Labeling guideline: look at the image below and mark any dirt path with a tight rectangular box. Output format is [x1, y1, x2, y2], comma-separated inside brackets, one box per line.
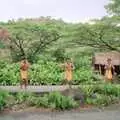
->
[1, 105, 120, 120]
[0, 110, 120, 120]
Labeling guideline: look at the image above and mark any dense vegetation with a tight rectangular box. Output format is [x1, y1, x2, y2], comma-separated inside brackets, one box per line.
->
[0, 84, 120, 111]
[0, 18, 104, 85]
[1, 16, 120, 85]
[0, 56, 101, 85]
[0, 0, 120, 111]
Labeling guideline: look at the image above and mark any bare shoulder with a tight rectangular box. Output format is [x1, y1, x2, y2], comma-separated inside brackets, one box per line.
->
[20, 61, 23, 65]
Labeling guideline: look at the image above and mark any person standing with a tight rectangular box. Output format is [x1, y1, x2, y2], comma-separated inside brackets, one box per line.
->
[105, 58, 115, 83]
[61, 58, 74, 87]
[20, 58, 29, 89]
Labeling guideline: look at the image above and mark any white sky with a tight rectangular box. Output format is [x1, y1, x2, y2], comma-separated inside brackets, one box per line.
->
[0, 0, 109, 23]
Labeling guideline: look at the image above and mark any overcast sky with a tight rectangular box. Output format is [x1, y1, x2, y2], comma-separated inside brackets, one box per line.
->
[0, 0, 109, 23]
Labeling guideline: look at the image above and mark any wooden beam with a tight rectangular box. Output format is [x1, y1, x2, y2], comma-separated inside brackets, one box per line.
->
[99, 64, 102, 75]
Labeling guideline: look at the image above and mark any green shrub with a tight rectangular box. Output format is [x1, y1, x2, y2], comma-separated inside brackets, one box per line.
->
[0, 90, 9, 110]
[0, 63, 19, 85]
[26, 95, 37, 106]
[26, 92, 78, 110]
[86, 93, 118, 107]
[0, 60, 7, 69]
[29, 60, 63, 85]
[52, 48, 68, 62]
[48, 92, 78, 110]
[15, 92, 33, 104]
[0, 58, 100, 85]
[102, 84, 120, 97]
[36, 95, 49, 108]
[81, 84, 120, 107]
[73, 68, 93, 84]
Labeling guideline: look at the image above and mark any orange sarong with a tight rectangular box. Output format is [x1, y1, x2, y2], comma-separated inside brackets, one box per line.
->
[20, 70, 28, 80]
[65, 63, 73, 81]
[20, 61, 29, 80]
[65, 70, 72, 81]
[105, 69, 113, 81]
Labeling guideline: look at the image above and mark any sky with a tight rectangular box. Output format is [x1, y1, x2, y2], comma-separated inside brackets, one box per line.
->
[0, 0, 109, 23]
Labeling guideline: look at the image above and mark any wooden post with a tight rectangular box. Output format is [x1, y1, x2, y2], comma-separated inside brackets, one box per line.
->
[99, 64, 101, 75]
[100, 64, 101, 74]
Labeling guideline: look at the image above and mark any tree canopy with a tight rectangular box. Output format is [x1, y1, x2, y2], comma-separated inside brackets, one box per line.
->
[0, 0, 120, 62]
[73, 20, 120, 52]
[105, 0, 120, 16]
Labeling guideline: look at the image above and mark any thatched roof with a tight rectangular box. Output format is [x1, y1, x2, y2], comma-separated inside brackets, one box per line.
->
[93, 51, 120, 65]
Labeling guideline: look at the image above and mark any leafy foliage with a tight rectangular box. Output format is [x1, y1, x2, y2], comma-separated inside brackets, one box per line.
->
[47, 92, 78, 110]
[0, 1, 120, 111]
[9, 29, 60, 62]
[105, 0, 120, 16]
[0, 62, 19, 85]
[0, 57, 99, 85]
[1, 84, 120, 111]
[0, 90, 9, 110]
[73, 21, 120, 52]
[52, 48, 68, 62]
[81, 84, 120, 107]
[15, 91, 78, 110]
[15, 92, 33, 104]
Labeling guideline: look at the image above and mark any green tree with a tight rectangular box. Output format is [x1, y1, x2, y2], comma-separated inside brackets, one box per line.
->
[73, 20, 120, 52]
[52, 48, 68, 62]
[9, 29, 60, 62]
[105, 0, 120, 16]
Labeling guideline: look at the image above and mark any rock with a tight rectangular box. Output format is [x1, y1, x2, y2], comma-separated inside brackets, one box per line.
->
[91, 93, 97, 99]
[61, 88, 86, 106]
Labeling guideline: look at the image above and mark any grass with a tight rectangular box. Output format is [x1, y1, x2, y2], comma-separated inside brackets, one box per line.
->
[1, 84, 120, 111]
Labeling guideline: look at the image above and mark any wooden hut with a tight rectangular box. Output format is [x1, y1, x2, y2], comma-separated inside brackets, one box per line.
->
[92, 51, 120, 75]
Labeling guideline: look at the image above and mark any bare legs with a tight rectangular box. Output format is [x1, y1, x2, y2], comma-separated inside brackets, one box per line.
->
[61, 79, 72, 89]
[20, 79, 28, 89]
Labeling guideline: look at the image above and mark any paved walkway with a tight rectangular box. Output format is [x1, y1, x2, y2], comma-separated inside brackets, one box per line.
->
[0, 85, 79, 93]
[0, 110, 120, 120]
[0, 84, 120, 93]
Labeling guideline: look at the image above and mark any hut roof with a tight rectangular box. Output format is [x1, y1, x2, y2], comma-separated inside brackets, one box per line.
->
[94, 51, 120, 65]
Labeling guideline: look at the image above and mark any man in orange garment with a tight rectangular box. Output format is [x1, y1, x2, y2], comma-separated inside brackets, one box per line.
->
[20, 58, 29, 89]
[105, 58, 115, 83]
[61, 58, 74, 87]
